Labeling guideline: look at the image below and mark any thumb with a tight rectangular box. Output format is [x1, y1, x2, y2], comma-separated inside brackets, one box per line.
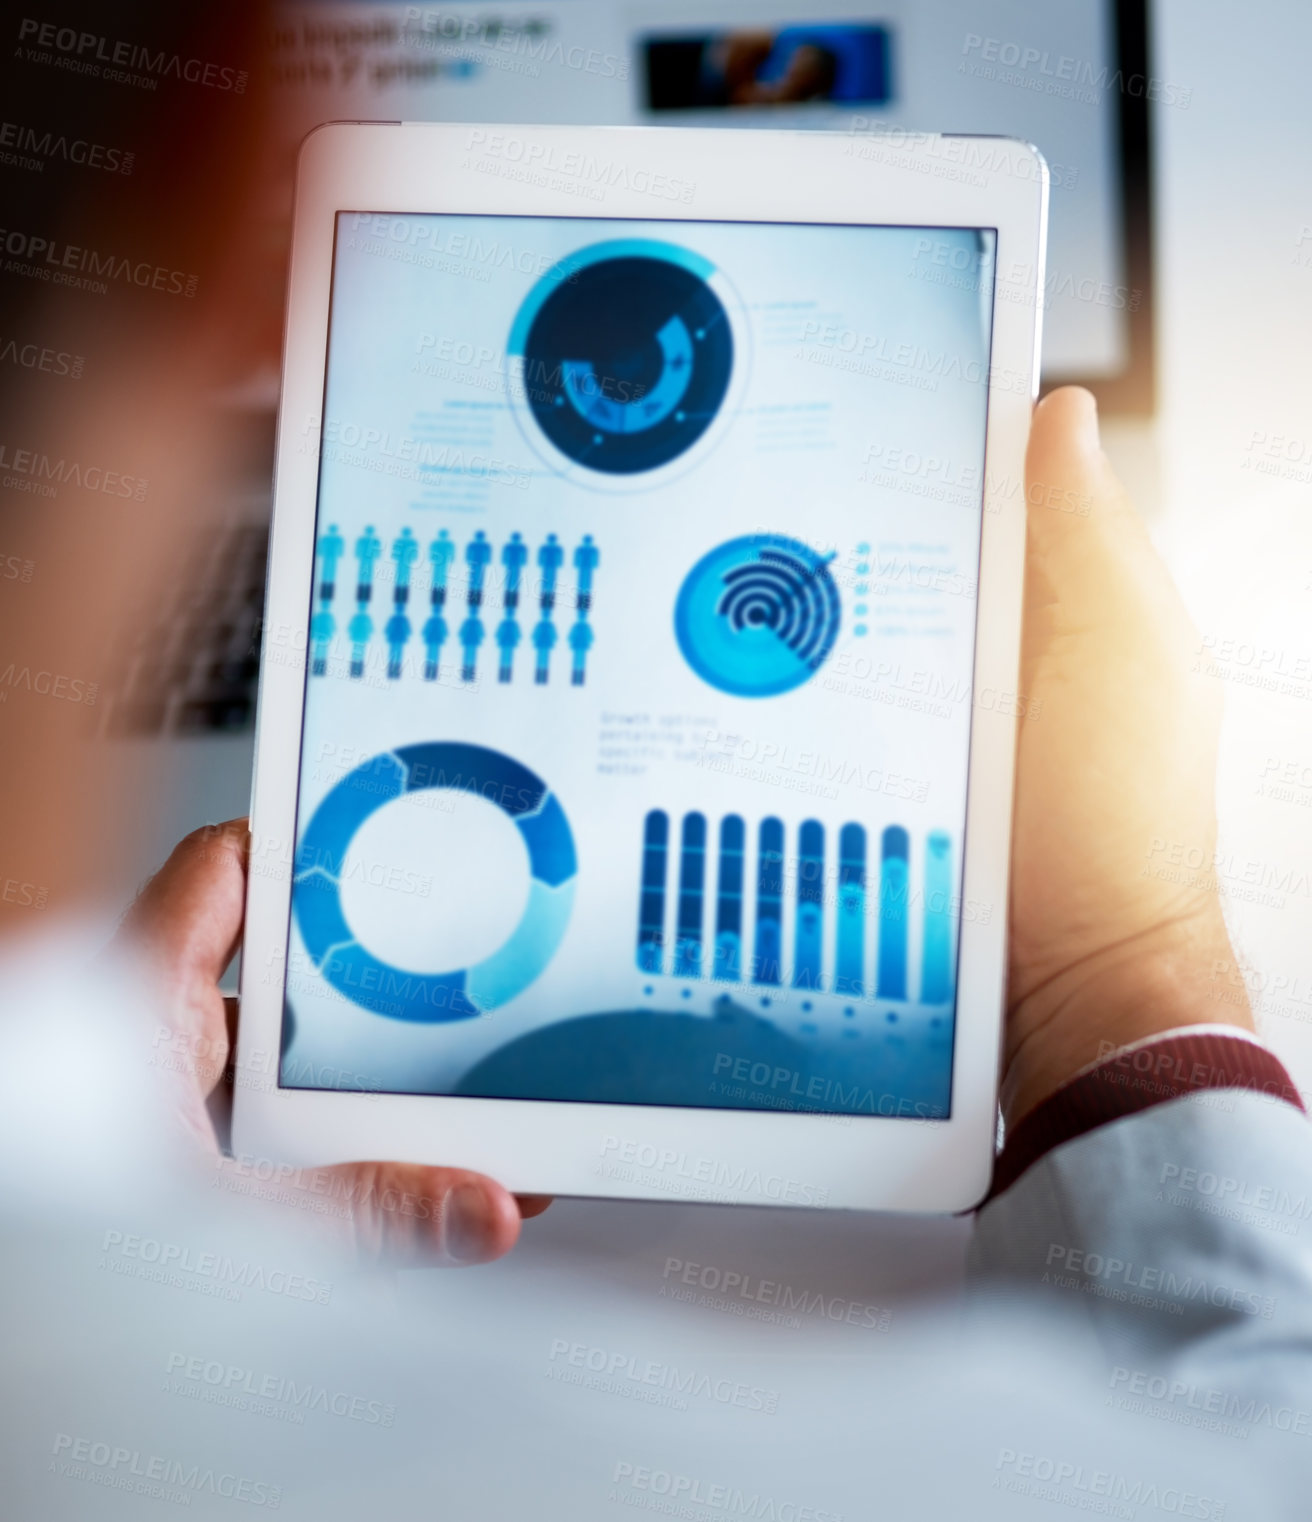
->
[207, 1154, 540, 1267]
[1022, 387, 1199, 676]
[115, 818, 249, 1073]
[315, 1160, 527, 1267]
[1023, 385, 1122, 548]
[121, 818, 249, 986]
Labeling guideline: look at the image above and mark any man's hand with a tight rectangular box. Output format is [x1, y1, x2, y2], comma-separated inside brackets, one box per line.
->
[1003, 387, 1254, 1123]
[117, 819, 549, 1266]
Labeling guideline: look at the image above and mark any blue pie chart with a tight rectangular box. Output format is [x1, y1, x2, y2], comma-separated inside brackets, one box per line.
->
[292, 743, 576, 1022]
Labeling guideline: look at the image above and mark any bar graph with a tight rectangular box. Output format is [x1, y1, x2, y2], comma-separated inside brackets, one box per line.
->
[637, 810, 669, 974]
[754, 817, 784, 987]
[920, 829, 953, 1004]
[636, 810, 955, 1006]
[876, 825, 909, 1001]
[674, 812, 706, 977]
[835, 823, 867, 996]
[713, 816, 745, 982]
[793, 821, 825, 990]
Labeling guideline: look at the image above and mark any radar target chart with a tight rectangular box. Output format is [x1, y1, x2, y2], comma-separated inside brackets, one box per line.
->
[675, 534, 841, 697]
[508, 239, 735, 478]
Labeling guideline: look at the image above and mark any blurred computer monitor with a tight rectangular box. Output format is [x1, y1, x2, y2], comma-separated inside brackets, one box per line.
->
[264, 0, 1154, 412]
[109, 0, 1155, 892]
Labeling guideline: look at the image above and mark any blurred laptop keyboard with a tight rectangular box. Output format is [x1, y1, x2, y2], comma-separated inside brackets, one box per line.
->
[104, 521, 268, 736]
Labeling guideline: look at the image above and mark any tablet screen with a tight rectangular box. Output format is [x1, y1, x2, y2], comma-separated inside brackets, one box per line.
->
[280, 212, 999, 1121]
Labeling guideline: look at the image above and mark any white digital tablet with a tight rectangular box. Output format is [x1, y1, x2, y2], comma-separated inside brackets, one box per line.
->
[234, 122, 1046, 1212]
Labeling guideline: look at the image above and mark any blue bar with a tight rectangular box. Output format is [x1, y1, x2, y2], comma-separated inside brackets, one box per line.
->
[714, 815, 745, 981]
[637, 810, 668, 973]
[753, 817, 784, 985]
[836, 823, 866, 996]
[921, 830, 953, 1004]
[793, 820, 825, 990]
[876, 825, 909, 1000]
[675, 812, 707, 977]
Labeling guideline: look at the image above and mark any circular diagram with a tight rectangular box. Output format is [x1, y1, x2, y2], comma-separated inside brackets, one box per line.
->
[674, 535, 841, 698]
[508, 240, 735, 478]
[293, 742, 576, 1022]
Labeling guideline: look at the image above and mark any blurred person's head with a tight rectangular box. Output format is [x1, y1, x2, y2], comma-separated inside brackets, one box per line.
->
[0, 3, 271, 936]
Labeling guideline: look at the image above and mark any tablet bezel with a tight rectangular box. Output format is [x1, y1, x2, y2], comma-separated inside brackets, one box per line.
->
[234, 121, 1046, 1212]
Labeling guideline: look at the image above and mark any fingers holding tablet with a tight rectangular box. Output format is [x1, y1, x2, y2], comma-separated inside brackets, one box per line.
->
[1004, 387, 1253, 1123]
[118, 816, 550, 1266]
[305, 1159, 537, 1267]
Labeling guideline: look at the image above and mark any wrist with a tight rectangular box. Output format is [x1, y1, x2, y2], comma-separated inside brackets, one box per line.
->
[1001, 910, 1254, 1126]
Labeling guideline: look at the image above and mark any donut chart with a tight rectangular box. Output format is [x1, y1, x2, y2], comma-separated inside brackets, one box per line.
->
[674, 534, 842, 697]
[293, 743, 576, 1022]
[509, 240, 734, 477]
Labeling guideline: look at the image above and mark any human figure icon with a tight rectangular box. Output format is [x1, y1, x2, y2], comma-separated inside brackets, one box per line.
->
[317, 523, 345, 603]
[429, 529, 455, 608]
[568, 616, 594, 686]
[459, 614, 485, 682]
[391, 527, 419, 607]
[532, 616, 557, 684]
[310, 607, 335, 676]
[501, 531, 528, 611]
[573, 534, 600, 611]
[385, 611, 411, 680]
[422, 612, 448, 681]
[537, 533, 564, 611]
[465, 530, 492, 608]
[496, 616, 521, 683]
[348, 609, 373, 678]
[354, 526, 382, 604]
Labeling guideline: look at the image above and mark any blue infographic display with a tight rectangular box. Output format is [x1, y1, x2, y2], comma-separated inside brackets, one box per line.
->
[674, 534, 841, 697]
[281, 210, 994, 1117]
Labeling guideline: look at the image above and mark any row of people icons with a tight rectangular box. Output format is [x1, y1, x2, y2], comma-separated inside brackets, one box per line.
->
[448, 611, 594, 684]
[311, 525, 599, 686]
[315, 525, 599, 612]
[310, 609, 596, 683]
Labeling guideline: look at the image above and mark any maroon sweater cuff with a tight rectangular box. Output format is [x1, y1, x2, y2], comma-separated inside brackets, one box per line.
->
[986, 1032, 1305, 1204]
